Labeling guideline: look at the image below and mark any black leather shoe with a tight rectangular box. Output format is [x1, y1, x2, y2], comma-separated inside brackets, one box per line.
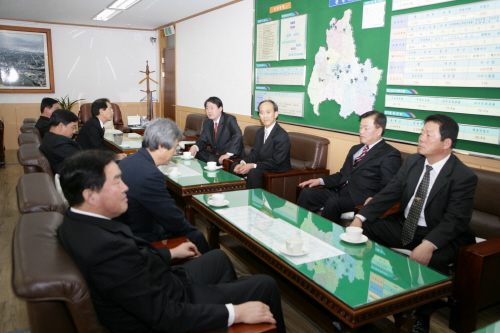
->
[413, 313, 430, 333]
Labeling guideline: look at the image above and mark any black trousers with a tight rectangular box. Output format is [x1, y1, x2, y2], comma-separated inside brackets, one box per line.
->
[182, 249, 286, 333]
[296, 187, 354, 224]
[230, 161, 266, 189]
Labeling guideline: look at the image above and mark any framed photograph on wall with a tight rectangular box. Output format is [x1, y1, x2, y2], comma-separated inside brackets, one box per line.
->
[0, 25, 55, 93]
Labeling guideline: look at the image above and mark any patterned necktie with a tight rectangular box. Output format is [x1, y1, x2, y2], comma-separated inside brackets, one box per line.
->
[264, 129, 269, 143]
[213, 122, 218, 141]
[353, 145, 369, 167]
[401, 165, 433, 246]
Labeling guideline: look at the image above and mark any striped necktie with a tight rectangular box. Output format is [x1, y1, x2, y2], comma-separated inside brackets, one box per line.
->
[353, 145, 368, 167]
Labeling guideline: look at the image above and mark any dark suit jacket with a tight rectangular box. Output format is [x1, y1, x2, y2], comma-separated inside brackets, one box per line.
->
[195, 112, 244, 157]
[242, 123, 292, 173]
[39, 132, 82, 174]
[323, 140, 401, 206]
[117, 148, 194, 241]
[58, 210, 228, 333]
[76, 116, 111, 151]
[35, 116, 50, 138]
[360, 153, 477, 249]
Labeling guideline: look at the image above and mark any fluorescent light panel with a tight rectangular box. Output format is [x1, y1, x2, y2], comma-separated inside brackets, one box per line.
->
[92, 8, 121, 21]
[108, 0, 142, 10]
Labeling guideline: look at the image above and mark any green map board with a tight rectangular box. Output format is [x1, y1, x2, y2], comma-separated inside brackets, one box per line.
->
[252, 0, 500, 157]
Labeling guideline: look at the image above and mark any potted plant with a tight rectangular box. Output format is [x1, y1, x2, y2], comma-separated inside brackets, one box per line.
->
[56, 95, 85, 111]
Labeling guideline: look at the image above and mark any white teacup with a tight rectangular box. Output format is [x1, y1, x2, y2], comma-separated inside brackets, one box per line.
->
[211, 193, 225, 206]
[183, 151, 192, 159]
[168, 166, 179, 176]
[206, 161, 217, 170]
[285, 237, 303, 254]
[345, 226, 363, 242]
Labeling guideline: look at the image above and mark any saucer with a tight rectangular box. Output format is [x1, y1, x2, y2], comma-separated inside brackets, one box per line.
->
[340, 233, 368, 244]
[208, 199, 229, 207]
[279, 245, 308, 257]
[204, 166, 220, 171]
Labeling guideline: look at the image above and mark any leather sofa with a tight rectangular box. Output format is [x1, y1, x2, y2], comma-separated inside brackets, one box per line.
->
[0, 118, 5, 168]
[23, 118, 37, 124]
[78, 103, 131, 132]
[224, 126, 330, 203]
[17, 143, 53, 178]
[18, 132, 40, 146]
[17, 173, 65, 214]
[20, 123, 42, 142]
[184, 113, 207, 139]
[12, 212, 276, 333]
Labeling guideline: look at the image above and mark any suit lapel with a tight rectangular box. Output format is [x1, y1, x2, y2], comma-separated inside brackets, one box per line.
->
[403, 156, 426, 207]
[351, 141, 384, 171]
[426, 155, 454, 204]
[261, 123, 277, 152]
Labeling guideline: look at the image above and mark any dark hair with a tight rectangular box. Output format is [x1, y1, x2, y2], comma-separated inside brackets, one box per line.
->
[59, 150, 117, 207]
[424, 114, 459, 148]
[91, 98, 111, 116]
[359, 110, 387, 135]
[258, 100, 278, 112]
[143, 118, 183, 151]
[49, 109, 79, 127]
[40, 97, 58, 113]
[204, 96, 223, 109]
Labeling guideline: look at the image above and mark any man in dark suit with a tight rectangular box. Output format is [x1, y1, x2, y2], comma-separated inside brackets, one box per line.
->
[231, 100, 292, 189]
[76, 98, 126, 159]
[39, 109, 82, 174]
[35, 97, 58, 138]
[350, 114, 477, 333]
[117, 118, 210, 253]
[297, 111, 401, 224]
[189, 96, 244, 165]
[58, 150, 285, 333]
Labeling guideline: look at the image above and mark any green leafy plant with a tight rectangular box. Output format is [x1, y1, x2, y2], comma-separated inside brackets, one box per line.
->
[56, 95, 85, 111]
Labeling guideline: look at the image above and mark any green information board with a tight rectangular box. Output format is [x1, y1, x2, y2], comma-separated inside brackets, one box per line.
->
[253, 0, 500, 157]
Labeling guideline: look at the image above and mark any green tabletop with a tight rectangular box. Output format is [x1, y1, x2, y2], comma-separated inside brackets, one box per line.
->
[193, 189, 450, 309]
[160, 156, 243, 186]
[473, 320, 500, 333]
[104, 132, 143, 150]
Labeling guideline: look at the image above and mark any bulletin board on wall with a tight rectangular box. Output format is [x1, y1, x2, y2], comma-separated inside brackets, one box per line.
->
[252, 0, 500, 157]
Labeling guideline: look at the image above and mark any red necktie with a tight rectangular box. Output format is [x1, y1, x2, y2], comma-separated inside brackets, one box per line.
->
[214, 122, 218, 141]
[353, 145, 369, 167]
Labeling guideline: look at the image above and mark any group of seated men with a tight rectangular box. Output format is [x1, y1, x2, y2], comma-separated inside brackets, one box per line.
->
[34, 94, 477, 333]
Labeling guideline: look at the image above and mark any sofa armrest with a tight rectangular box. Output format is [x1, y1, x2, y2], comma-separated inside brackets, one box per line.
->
[223, 158, 243, 172]
[353, 202, 400, 218]
[151, 237, 188, 249]
[263, 169, 330, 203]
[295, 184, 325, 201]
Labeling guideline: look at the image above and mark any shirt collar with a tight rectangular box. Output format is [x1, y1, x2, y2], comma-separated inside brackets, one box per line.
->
[425, 153, 451, 174]
[265, 121, 277, 133]
[70, 207, 111, 220]
[366, 138, 383, 150]
[98, 118, 104, 129]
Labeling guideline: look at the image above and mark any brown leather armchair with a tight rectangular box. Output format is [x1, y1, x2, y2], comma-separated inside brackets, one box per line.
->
[23, 118, 37, 124]
[20, 123, 42, 142]
[17, 173, 66, 214]
[224, 126, 330, 203]
[12, 212, 276, 333]
[78, 103, 131, 132]
[17, 143, 53, 178]
[184, 113, 207, 140]
[0, 118, 5, 168]
[18, 132, 40, 146]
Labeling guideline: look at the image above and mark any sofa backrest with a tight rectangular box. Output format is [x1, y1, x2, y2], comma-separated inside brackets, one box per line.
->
[243, 125, 260, 156]
[17, 143, 54, 178]
[288, 132, 330, 170]
[470, 167, 500, 239]
[20, 123, 42, 142]
[12, 212, 108, 333]
[18, 132, 40, 146]
[184, 113, 207, 137]
[78, 103, 124, 128]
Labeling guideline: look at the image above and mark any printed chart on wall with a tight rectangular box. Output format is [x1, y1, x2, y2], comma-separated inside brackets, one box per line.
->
[253, 0, 500, 157]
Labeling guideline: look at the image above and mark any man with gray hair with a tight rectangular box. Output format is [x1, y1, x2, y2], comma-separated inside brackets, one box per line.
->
[117, 118, 209, 253]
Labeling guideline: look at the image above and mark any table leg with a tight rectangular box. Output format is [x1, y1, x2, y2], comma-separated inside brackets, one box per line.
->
[207, 223, 221, 249]
[184, 203, 196, 226]
[393, 310, 416, 333]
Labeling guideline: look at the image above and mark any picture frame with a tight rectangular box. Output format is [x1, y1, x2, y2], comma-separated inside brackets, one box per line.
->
[0, 25, 55, 93]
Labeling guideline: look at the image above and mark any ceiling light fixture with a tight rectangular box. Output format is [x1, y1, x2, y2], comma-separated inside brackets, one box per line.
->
[92, 8, 122, 21]
[108, 0, 142, 10]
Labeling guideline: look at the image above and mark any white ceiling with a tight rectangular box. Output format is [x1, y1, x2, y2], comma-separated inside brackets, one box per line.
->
[0, 0, 237, 30]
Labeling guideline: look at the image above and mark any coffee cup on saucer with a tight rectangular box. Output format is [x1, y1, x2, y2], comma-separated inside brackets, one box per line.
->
[206, 161, 217, 170]
[285, 237, 303, 254]
[183, 151, 192, 159]
[345, 226, 363, 242]
[211, 193, 225, 206]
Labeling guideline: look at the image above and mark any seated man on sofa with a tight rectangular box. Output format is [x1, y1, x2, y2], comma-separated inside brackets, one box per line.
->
[58, 150, 286, 333]
[35, 97, 59, 139]
[75, 98, 126, 160]
[350, 114, 477, 332]
[117, 118, 209, 253]
[231, 100, 292, 189]
[39, 109, 82, 174]
[297, 111, 401, 224]
[189, 96, 245, 165]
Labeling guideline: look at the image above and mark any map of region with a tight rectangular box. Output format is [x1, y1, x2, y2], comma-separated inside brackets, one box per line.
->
[308, 9, 383, 119]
